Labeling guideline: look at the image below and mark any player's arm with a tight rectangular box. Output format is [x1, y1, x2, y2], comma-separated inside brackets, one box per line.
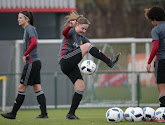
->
[62, 20, 77, 38]
[62, 26, 72, 38]
[148, 40, 159, 64]
[147, 40, 159, 72]
[24, 37, 37, 56]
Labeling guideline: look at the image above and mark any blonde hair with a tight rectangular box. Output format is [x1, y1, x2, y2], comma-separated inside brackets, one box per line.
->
[64, 11, 90, 26]
[144, 8, 150, 19]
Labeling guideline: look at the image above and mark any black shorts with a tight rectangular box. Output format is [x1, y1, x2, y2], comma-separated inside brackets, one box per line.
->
[20, 60, 41, 86]
[60, 47, 83, 84]
[154, 59, 165, 84]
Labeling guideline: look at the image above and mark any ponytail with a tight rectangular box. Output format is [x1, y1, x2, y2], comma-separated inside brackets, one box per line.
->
[28, 11, 34, 26]
[64, 11, 90, 26]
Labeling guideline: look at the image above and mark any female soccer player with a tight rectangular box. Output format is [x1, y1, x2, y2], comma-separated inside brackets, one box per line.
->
[1, 11, 48, 119]
[145, 5, 165, 107]
[59, 11, 120, 119]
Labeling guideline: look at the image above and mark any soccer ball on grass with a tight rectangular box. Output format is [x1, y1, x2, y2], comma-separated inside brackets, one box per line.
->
[155, 107, 165, 122]
[143, 107, 155, 121]
[124, 107, 134, 121]
[106, 107, 124, 122]
[131, 107, 143, 122]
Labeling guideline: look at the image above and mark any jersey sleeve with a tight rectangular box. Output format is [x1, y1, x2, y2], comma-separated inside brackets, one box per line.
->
[62, 26, 72, 38]
[151, 28, 159, 41]
[26, 26, 37, 38]
[24, 37, 37, 56]
[82, 36, 90, 43]
[147, 40, 159, 64]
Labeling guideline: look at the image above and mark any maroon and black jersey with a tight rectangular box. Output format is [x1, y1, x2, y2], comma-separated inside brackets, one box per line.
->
[59, 26, 90, 61]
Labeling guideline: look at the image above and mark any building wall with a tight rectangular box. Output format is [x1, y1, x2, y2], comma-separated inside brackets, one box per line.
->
[0, 13, 67, 40]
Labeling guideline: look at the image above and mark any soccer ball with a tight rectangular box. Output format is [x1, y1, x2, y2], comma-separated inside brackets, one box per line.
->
[143, 107, 155, 121]
[155, 107, 165, 122]
[131, 107, 143, 122]
[106, 107, 124, 122]
[124, 107, 134, 121]
[80, 60, 96, 75]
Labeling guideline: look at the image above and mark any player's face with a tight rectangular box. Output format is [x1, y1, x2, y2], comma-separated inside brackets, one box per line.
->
[151, 20, 158, 27]
[76, 24, 89, 35]
[18, 13, 28, 27]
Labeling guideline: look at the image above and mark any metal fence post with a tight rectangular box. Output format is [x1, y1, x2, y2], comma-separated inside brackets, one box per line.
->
[54, 72, 57, 109]
[137, 72, 141, 107]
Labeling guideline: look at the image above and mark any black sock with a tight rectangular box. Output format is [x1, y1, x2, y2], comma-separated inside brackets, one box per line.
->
[89, 45, 110, 64]
[68, 92, 82, 115]
[36, 91, 47, 116]
[159, 95, 165, 107]
[11, 91, 25, 115]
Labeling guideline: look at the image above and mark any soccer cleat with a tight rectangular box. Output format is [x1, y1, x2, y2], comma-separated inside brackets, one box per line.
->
[66, 113, 80, 120]
[108, 53, 121, 68]
[35, 114, 48, 119]
[1, 112, 16, 119]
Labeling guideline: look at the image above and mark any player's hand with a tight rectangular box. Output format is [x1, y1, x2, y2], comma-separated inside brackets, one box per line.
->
[69, 20, 77, 27]
[23, 54, 29, 63]
[146, 63, 151, 73]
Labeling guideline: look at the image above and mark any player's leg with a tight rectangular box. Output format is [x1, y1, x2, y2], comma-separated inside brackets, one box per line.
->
[33, 84, 48, 118]
[1, 84, 28, 119]
[31, 60, 48, 118]
[158, 84, 165, 107]
[61, 62, 84, 119]
[59, 48, 84, 119]
[1, 63, 31, 119]
[155, 59, 165, 107]
[80, 43, 120, 68]
[66, 79, 85, 120]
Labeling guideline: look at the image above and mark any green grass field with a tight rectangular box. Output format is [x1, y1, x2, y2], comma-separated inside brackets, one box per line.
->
[94, 86, 159, 103]
[0, 108, 163, 125]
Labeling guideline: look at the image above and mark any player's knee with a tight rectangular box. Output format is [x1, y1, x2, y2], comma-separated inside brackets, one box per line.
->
[85, 43, 91, 47]
[81, 43, 91, 50]
[76, 85, 85, 92]
[75, 79, 85, 91]
[32, 84, 42, 92]
[18, 84, 27, 92]
[79, 85, 85, 92]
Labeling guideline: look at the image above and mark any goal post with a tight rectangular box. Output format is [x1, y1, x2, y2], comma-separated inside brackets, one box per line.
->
[14, 38, 156, 109]
[0, 76, 7, 111]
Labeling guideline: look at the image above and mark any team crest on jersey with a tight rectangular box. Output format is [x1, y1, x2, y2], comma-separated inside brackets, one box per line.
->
[80, 40, 83, 45]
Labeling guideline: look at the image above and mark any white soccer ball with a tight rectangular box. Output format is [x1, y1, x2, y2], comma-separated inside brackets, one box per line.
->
[155, 107, 165, 122]
[131, 107, 143, 122]
[143, 107, 155, 121]
[80, 60, 96, 75]
[124, 107, 134, 121]
[106, 107, 124, 123]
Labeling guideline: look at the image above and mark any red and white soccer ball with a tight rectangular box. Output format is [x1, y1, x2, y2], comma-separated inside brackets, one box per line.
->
[143, 107, 155, 121]
[155, 107, 165, 122]
[106, 107, 124, 123]
[80, 60, 96, 75]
